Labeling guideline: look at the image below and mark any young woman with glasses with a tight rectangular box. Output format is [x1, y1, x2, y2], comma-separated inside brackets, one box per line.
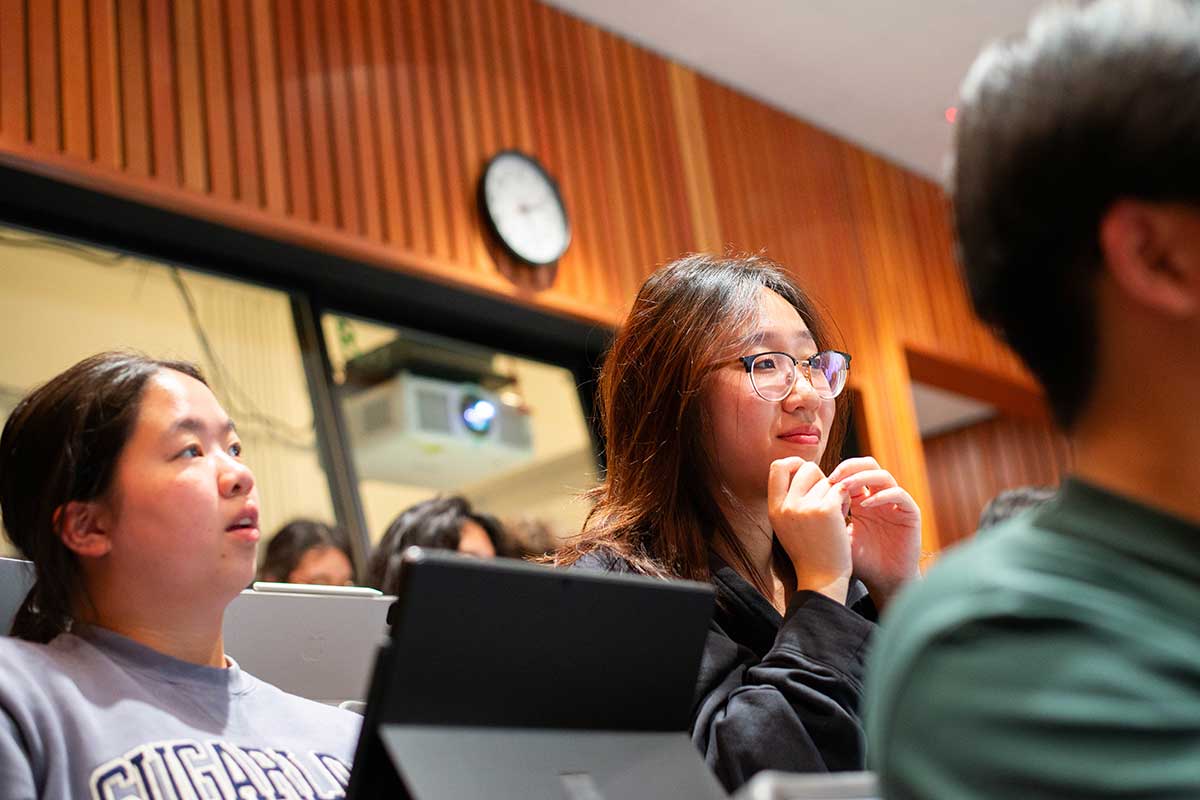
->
[552, 254, 922, 790]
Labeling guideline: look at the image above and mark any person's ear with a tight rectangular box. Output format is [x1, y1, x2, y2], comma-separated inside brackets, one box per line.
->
[1099, 200, 1200, 318]
[55, 500, 114, 559]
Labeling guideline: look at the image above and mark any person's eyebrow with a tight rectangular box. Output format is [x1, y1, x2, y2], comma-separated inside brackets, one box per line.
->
[747, 329, 816, 350]
[166, 417, 237, 437]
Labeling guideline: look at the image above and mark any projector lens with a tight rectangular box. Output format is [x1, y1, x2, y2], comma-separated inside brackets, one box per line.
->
[461, 395, 497, 435]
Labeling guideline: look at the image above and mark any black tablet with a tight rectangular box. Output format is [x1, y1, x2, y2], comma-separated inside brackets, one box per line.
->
[346, 548, 723, 800]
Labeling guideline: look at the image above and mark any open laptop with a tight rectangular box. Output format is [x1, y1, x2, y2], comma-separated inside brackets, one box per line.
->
[1, 557, 36, 636]
[222, 585, 393, 704]
[346, 548, 724, 800]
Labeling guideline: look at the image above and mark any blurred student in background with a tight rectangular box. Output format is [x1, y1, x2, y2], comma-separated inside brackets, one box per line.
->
[259, 518, 355, 586]
[867, 1, 1200, 796]
[367, 496, 508, 594]
[504, 515, 560, 560]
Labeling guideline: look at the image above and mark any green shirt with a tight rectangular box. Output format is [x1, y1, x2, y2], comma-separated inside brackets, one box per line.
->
[866, 478, 1200, 798]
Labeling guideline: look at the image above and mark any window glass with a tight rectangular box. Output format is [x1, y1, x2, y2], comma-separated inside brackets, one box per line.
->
[322, 313, 598, 557]
[0, 225, 334, 560]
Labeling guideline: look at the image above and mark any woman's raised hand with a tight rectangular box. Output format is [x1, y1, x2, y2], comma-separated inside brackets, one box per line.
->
[767, 457, 852, 604]
[828, 457, 922, 610]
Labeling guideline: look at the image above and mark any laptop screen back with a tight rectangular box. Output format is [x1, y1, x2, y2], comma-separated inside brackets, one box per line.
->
[1, 558, 35, 636]
[223, 589, 393, 704]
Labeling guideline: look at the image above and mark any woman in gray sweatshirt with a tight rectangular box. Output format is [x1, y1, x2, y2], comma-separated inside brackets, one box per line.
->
[0, 351, 361, 800]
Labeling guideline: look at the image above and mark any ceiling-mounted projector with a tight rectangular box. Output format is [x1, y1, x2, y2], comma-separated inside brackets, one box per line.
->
[342, 371, 534, 490]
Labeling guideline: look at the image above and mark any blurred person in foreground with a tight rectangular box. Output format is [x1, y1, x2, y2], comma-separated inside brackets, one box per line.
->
[866, 2, 1200, 797]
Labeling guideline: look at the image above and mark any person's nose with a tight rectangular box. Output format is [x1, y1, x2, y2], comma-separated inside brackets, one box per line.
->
[218, 454, 256, 498]
[781, 365, 820, 414]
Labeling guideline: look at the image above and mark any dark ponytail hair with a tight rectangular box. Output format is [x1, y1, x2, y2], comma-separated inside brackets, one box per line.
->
[0, 351, 206, 642]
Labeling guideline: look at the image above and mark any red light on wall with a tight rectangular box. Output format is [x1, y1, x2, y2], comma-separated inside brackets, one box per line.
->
[945, 106, 958, 124]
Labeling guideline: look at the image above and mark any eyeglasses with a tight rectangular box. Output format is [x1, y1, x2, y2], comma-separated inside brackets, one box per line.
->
[738, 350, 851, 402]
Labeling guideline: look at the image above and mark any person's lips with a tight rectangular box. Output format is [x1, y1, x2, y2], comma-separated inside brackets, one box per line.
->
[226, 505, 261, 543]
[778, 425, 821, 446]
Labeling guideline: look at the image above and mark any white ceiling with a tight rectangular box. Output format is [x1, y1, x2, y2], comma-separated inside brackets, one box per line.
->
[541, 0, 1044, 180]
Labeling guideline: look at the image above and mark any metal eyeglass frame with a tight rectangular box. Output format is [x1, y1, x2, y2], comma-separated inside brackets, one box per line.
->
[738, 350, 852, 401]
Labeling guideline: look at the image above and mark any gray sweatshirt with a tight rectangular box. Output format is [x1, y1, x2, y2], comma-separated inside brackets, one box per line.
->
[0, 625, 362, 799]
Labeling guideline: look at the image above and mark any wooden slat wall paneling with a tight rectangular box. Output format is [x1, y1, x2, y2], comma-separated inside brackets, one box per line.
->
[606, 39, 656, 291]
[341, 0, 380, 241]
[515, 0, 551, 161]
[116, 0, 150, 176]
[363, 0, 401, 244]
[577, 21, 631, 308]
[447, 1, 488, 274]
[272, 0, 311, 220]
[425, 0, 469, 266]
[88, 0, 122, 168]
[584, 13, 633, 305]
[146, 0, 179, 184]
[638, 52, 689, 265]
[477, 0, 514, 150]
[496, 0, 534, 154]
[385, 0, 423, 252]
[250, 0, 286, 214]
[294, 0, 336, 227]
[1, 0, 30, 143]
[700, 82, 750, 251]
[173, 0, 207, 191]
[225, 0, 262, 207]
[645, 62, 694, 263]
[605, 25, 658, 300]
[59, 0, 91, 160]
[666, 64, 723, 256]
[29, 0, 60, 151]
[198, 0, 234, 199]
[404, 0, 449, 259]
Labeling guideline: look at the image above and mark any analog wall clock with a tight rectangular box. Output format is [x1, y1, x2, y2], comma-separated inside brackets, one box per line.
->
[478, 150, 571, 266]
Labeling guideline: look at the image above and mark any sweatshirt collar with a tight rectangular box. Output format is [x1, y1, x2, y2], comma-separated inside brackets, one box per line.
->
[69, 624, 253, 695]
[1036, 477, 1200, 583]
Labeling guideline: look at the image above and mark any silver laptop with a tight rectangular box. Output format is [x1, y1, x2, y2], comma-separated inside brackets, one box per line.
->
[1, 557, 36, 636]
[734, 771, 879, 800]
[223, 586, 394, 705]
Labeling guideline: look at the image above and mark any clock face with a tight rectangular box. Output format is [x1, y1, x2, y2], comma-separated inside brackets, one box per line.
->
[480, 151, 571, 266]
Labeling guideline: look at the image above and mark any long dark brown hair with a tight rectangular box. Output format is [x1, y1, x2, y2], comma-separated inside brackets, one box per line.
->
[0, 351, 206, 642]
[552, 254, 848, 598]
